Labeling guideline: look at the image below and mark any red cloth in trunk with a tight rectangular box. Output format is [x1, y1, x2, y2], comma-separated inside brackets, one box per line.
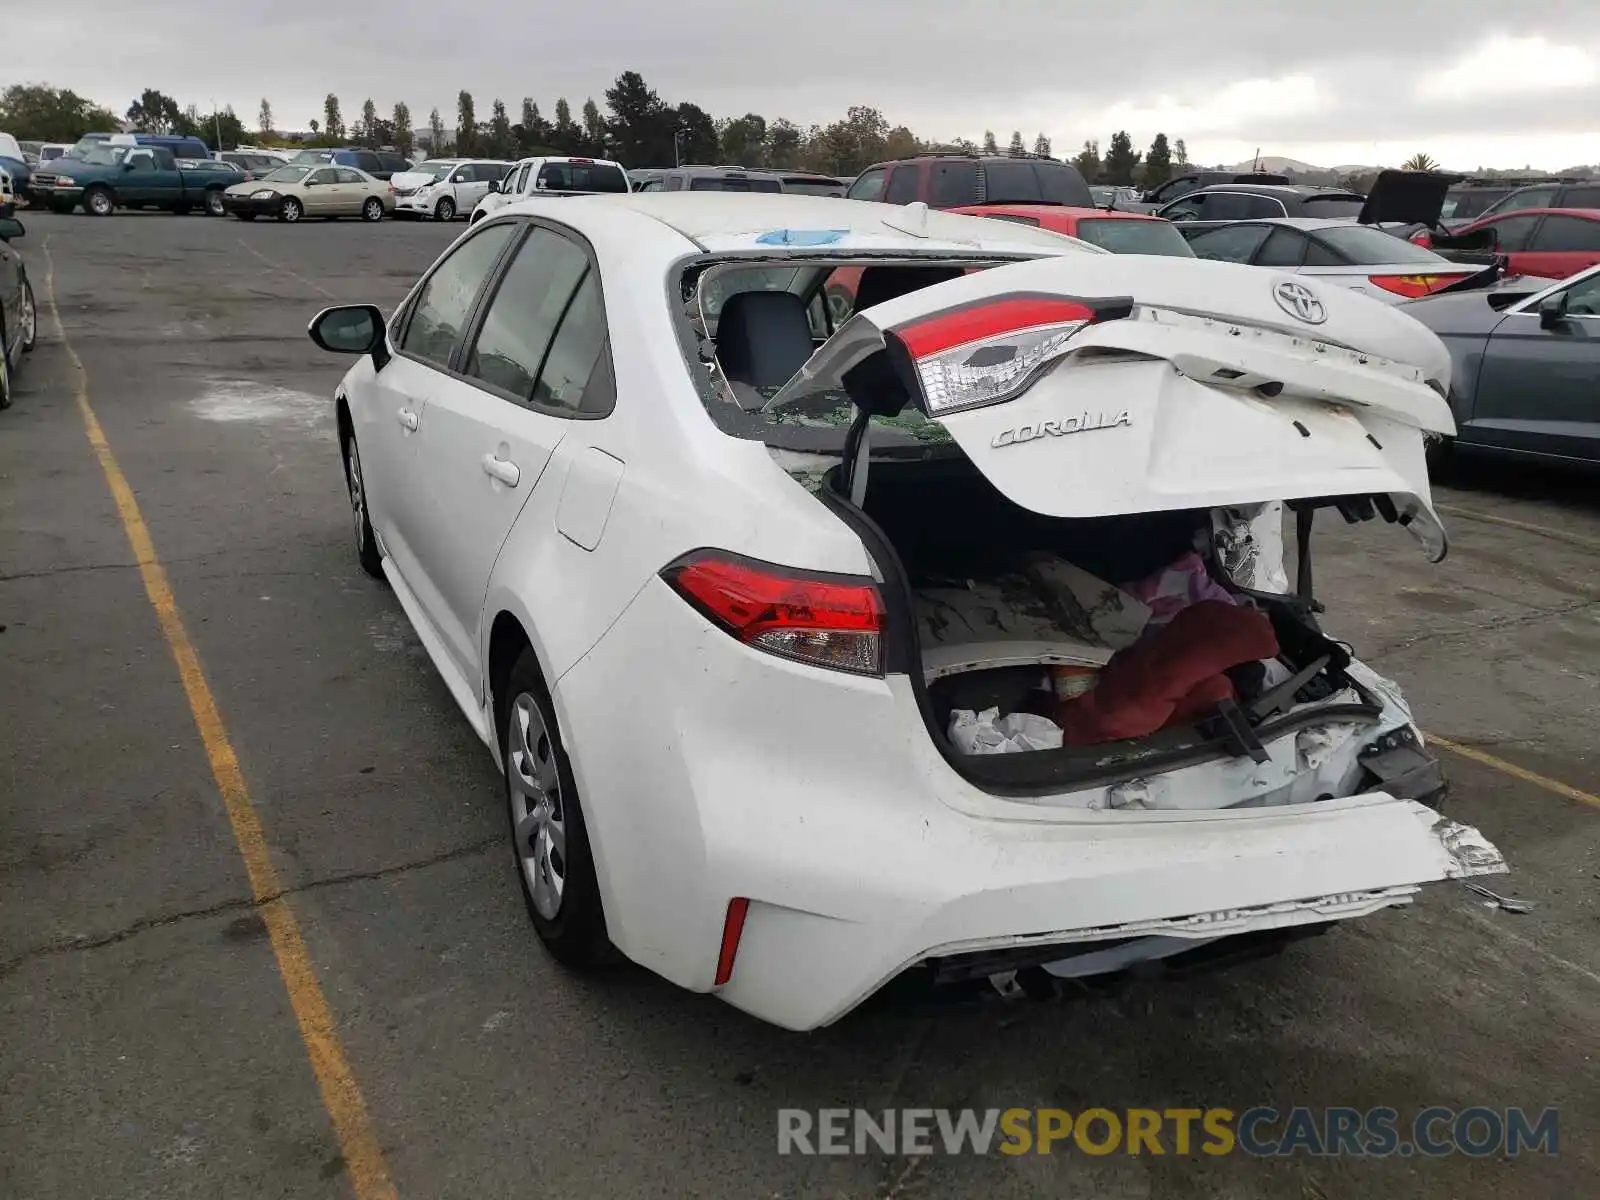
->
[1055, 600, 1279, 745]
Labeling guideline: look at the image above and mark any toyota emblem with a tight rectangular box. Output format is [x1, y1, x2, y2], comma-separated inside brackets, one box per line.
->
[1273, 280, 1327, 324]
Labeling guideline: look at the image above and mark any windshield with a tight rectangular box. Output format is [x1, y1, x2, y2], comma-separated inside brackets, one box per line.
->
[1313, 225, 1447, 265]
[259, 166, 312, 185]
[690, 176, 782, 192]
[1298, 197, 1365, 219]
[1073, 218, 1195, 257]
[410, 161, 457, 180]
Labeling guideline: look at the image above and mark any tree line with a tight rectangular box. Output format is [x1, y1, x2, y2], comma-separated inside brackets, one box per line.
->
[0, 74, 1197, 187]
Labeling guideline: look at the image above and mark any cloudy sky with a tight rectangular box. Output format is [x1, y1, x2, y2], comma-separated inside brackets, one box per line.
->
[6, 0, 1599, 168]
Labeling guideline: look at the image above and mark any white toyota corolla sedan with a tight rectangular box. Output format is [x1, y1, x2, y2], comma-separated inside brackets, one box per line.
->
[308, 192, 1506, 1031]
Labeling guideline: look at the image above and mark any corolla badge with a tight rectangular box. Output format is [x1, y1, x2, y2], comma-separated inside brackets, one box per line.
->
[1273, 280, 1327, 324]
[992, 410, 1131, 448]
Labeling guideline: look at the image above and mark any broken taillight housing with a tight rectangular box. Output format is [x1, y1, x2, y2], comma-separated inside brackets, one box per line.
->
[890, 295, 1131, 415]
[662, 551, 885, 676]
[1366, 274, 1462, 299]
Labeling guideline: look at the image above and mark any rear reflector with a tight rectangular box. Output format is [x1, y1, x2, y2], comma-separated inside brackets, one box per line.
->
[890, 293, 1132, 416]
[714, 897, 750, 986]
[1367, 274, 1464, 298]
[662, 551, 885, 676]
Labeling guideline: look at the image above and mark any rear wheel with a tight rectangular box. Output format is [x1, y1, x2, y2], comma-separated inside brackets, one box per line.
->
[18, 277, 36, 354]
[84, 186, 114, 217]
[434, 196, 455, 222]
[279, 196, 302, 223]
[361, 197, 384, 222]
[500, 650, 610, 966]
[204, 190, 226, 217]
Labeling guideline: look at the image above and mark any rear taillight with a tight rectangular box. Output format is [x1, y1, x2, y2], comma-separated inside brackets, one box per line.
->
[890, 294, 1132, 415]
[1367, 274, 1461, 298]
[1409, 230, 1432, 247]
[662, 551, 884, 676]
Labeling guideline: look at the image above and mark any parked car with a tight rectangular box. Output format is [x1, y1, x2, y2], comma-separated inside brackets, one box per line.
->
[951, 203, 1195, 256]
[1438, 209, 1600, 280]
[304, 191, 1502, 1031]
[1461, 177, 1600, 225]
[217, 149, 291, 177]
[471, 155, 630, 222]
[846, 152, 1094, 208]
[221, 163, 391, 223]
[31, 144, 238, 216]
[391, 159, 511, 220]
[0, 205, 38, 410]
[69, 131, 211, 160]
[635, 165, 784, 193]
[1121, 171, 1291, 214]
[1090, 185, 1143, 209]
[286, 147, 413, 181]
[1404, 264, 1600, 467]
[1158, 183, 1367, 236]
[36, 143, 71, 166]
[773, 173, 848, 197]
[1439, 177, 1565, 227]
[1186, 219, 1523, 301]
[0, 133, 32, 204]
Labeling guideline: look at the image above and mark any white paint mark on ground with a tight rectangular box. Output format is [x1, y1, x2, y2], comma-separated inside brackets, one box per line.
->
[481, 1009, 512, 1032]
[188, 379, 329, 432]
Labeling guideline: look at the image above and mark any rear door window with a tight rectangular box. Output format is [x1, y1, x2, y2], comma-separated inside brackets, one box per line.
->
[980, 160, 1042, 203]
[1558, 186, 1600, 210]
[1159, 192, 1208, 221]
[1254, 228, 1308, 266]
[846, 167, 886, 202]
[1489, 186, 1558, 216]
[1204, 192, 1286, 219]
[1530, 215, 1600, 252]
[464, 227, 590, 403]
[884, 165, 920, 204]
[1188, 223, 1272, 262]
[928, 160, 980, 207]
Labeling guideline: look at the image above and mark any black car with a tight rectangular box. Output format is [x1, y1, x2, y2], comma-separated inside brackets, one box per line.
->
[1123, 170, 1290, 213]
[1463, 177, 1600, 225]
[1157, 184, 1367, 237]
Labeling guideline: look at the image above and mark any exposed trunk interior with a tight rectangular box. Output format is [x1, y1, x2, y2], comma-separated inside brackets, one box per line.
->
[831, 455, 1409, 802]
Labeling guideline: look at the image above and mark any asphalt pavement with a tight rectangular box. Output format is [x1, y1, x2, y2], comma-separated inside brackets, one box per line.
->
[1, 209, 1596, 1199]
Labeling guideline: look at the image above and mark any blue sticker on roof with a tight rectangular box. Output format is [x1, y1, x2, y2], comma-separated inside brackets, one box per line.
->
[754, 228, 849, 246]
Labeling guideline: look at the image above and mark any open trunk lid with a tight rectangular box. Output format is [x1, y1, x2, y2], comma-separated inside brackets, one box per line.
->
[1356, 169, 1463, 228]
[768, 254, 1456, 560]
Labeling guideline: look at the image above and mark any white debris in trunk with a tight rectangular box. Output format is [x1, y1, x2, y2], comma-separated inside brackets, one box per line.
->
[949, 707, 1064, 755]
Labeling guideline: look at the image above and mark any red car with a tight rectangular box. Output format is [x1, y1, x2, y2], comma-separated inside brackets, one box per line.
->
[821, 205, 1191, 323]
[1430, 208, 1600, 280]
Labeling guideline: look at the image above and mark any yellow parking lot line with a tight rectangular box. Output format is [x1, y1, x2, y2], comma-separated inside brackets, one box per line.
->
[41, 239, 398, 1200]
[1430, 734, 1600, 812]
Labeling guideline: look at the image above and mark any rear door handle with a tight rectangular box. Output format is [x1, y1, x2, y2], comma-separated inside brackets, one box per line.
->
[396, 408, 418, 431]
[481, 454, 521, 487]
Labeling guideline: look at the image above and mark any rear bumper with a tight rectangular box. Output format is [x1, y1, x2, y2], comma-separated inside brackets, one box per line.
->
[553, 577, 1506, 1031]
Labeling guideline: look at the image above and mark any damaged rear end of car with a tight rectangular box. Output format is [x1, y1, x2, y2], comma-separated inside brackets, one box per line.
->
[653, 239, 1506, 1029]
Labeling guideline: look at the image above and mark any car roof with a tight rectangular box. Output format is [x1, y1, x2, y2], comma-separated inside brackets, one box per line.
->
[955, 203, 1164, 223]
[1189, 183, 1361, 198]
[513, 192, 1098, 254]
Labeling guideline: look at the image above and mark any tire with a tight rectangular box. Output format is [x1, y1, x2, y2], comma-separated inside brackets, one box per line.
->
[434, 196, 455, 222]
[1424, 433, 1454, 479]
[361, 197, 384, 222]
[500, 648, 610, 966]
[342, 434, 384, 579]
[204, 190, 226, 217]
[18, 277, 36, 354]
[84, 186, 114, 217]
[279, 196, 303, 223]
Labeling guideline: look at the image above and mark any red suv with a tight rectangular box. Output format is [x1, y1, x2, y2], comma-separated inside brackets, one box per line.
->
[845, 154, 1094, 209]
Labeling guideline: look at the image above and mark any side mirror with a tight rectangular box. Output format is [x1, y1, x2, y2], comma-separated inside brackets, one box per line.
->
[0, 215, 24, 241]
[451, 173, 467, 184]
[1538, 293, 1569, 329]
[487, 180, 500, 193]
[308, 304, 387, 362]
[123, 161, 137, 171]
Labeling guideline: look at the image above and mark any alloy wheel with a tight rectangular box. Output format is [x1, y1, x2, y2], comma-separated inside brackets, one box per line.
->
[19, 283, 36, 350]
[346, 440, 368, 554]
[507, 692, 566, 920]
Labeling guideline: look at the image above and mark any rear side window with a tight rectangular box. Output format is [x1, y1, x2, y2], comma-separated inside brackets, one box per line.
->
[173, 143, 207, 160]
[532, 272, 613, 416]
[1254, 229, 1307, 266]
[1204, 192, 1286, 220]
[1034, 162, 1093, 206]
[928, 160, 979, 207]
[378, 153, 411, 172]
[538, 162, 628, 192]
[1072, 218, 1195, 257]
[1559, 186, 1600, 210]
[1489, 186, 1558, 216]
[980, 160, 1041, 204]
[400, 222, 517, 369]
[846, 167, 886, 202]
[334, 168, 365, 184]
[464, 227, 591, 405]
[884, 165, 920, 204]
[1531, 215, 1600, 252]
[1314, 225, 1446, 264]
[1482, 214, 1541, 252]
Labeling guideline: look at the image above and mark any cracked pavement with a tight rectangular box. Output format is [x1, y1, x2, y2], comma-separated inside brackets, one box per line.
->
[1, 212, 1596, 1199]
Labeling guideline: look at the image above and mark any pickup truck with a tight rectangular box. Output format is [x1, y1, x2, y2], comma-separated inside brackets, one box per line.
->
[29, 144, 235, 217]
